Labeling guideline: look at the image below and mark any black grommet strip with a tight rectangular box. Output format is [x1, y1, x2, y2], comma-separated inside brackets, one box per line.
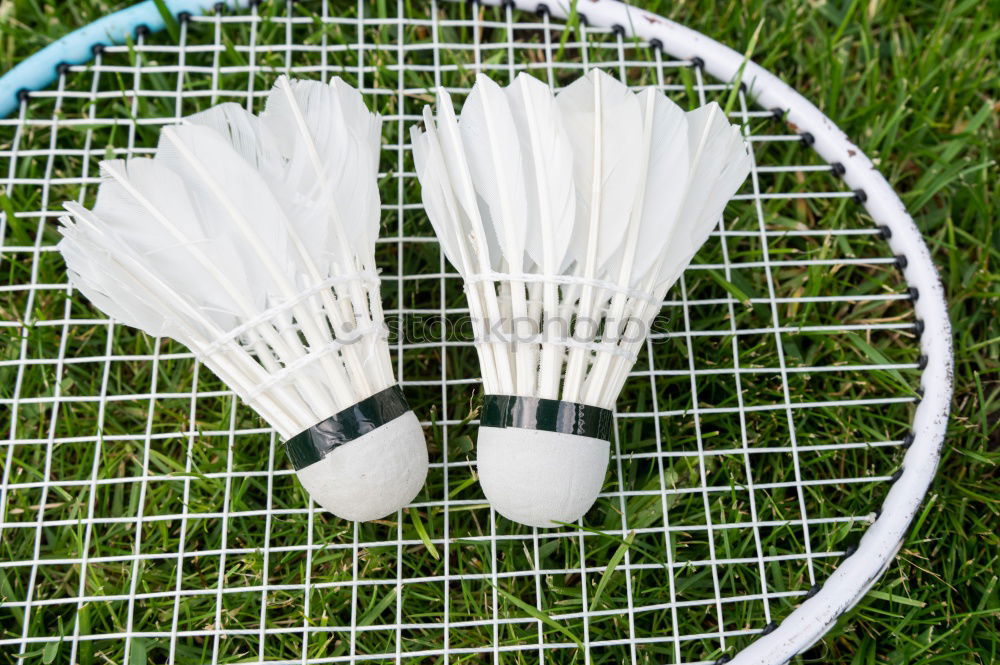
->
[214, 1, 227, 12]
[91, 43, 105, 55]
[879, 225, 892, 239]
[831, 162, 846, 177]
[690, 56, 705, 69]
[889, 467, 904, 484]
[916, 387, 925, 400]
[843, 543, 858, 558]
[914, 319, 925, 335]
[501, 0, 516, 9]
[649, 38, 664, 52]
[895, 254, 908, 269]
[284, 385, 410, 470]
[739, 81, 748, 93]
[578, 12, 589, 26]
[770, 107, 784, 120]
[535, 3, 550, 16]
[799, 132, 815, 146]
[761, 621, 779, 635]
[804, 584, 821, 600]
[874, 507, 883, 520]
[908, 286, 920, 301]
[902, 432, 916, 447]
[713, 656, 731, 665]
[55, 62, 70, 75]
[481, 395, 613, 441]
[611, 23, 626, 36]
[135, 24, 150, 37]
[177, 11, 192, 22]
[853, 189, 867, 203]
[917, 355, 928, 370]
[16, 88, 30, 102]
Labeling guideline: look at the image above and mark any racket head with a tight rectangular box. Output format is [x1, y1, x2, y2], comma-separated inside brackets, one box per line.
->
[0, 1, 951, 664]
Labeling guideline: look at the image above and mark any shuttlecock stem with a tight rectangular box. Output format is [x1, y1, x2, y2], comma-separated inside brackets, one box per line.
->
[471, 82, 535, 397]
[512, 74, 562, 401]
[435, 96, 515, 394]
[582, 89, 658, 408]
[561, 73, 608, 404]
[271, 76, 381, 399]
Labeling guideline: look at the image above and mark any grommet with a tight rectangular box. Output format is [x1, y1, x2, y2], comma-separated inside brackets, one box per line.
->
[874, 507, 883, 520]
[917, 355, 927, 370]
[214, 1, 227, 12]
[55, 62, 71, 75]
[611, 23, 626, 36]
[879, 225, 892, 239]
[902, 432, 915, 448]
[713, 656, 732, 665]
[135, 24, 150, 37]
[799, 132, 815, 146]
[739, 81, 748, 93]
[177, 11, 192, 22]
[649, 38, 664, 52]
[852, 189, 867, 203]
[770, 107, 785, 121]
[843, 543, 858, 558]
[803, 584, 821, 600]
[501, 0, 516, 9]
[907, 286, 919, 301]
[895, 254, 908, 269]
[761, 621, 779, 635]
[889, 467, 904, 484]
[915, 386, 925, 400]
[91, 43, 106, 55]
[535, 3, 550, 16]
[690, 56, 705, 69]
[16, 88, 30, 102]
[914, 319, 925, 335]
[831, 162, 846, 177]
[578, 12, 589, 26]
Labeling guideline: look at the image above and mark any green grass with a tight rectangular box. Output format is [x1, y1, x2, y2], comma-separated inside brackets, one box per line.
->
[0, 1, 997, 664]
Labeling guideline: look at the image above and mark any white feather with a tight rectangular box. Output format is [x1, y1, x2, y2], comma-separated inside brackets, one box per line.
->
[263, 75, 382, 266]
[505, 72, 575, 274]
[91, 159, 251, 330]
[654, 102, 751, 290]
[628, 90, 690, 287]
[410, 107, 468, 273]
[459, 74, 528, 273]
[556, 69, 643, 278]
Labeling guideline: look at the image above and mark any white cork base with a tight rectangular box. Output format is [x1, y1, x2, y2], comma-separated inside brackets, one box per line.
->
[294, 411, 427, 522]
[477, 426, 610, 528]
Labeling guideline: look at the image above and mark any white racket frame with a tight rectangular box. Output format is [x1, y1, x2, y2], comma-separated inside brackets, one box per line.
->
[0, 1, 953, 664]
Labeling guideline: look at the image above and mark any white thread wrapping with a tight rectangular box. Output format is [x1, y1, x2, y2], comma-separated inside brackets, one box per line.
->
[196, 271, 382, 360]
[463, 271, 661, 306]
[476, 331, 641, 362]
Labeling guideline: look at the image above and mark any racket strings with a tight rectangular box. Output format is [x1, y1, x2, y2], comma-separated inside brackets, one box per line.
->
[0, 2, 921, 664]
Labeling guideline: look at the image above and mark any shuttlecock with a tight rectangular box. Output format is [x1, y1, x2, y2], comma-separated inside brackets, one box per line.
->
[58, 76, 428, 522]
[411, 70, 751, 528]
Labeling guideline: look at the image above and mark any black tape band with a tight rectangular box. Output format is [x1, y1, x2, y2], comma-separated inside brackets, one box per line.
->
[284, 385, 409, 470]
[480, 394, 613, 441]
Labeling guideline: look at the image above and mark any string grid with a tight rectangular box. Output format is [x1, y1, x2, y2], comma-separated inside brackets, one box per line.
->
[0, 2, 921, 664]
